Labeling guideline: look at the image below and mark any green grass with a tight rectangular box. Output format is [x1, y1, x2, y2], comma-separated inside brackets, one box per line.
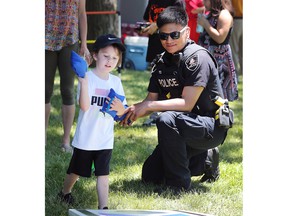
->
[45, 69, 243, 216]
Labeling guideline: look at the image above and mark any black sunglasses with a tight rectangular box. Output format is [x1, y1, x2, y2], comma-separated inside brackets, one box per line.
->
[158, 26, 187, 40]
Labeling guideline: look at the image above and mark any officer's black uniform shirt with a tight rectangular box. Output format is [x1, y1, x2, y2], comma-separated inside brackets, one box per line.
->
[148, 40, 224, 116]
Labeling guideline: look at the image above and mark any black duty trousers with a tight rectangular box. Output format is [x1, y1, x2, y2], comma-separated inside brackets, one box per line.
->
[142, 111, 227, 189]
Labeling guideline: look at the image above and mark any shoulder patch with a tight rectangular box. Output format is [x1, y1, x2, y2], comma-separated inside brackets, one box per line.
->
[185, 54, 200, 71]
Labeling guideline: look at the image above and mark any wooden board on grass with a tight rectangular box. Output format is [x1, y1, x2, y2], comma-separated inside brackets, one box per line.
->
[68, 209, 213, 216]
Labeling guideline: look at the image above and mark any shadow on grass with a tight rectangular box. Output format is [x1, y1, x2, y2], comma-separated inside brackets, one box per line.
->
[109, 178, 210, 199]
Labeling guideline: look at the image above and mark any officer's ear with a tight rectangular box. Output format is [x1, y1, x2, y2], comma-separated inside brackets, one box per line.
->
[186, 27, 190, 39]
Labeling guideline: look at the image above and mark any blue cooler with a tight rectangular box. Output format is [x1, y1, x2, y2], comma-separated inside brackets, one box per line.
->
[124, 36, 148, 71]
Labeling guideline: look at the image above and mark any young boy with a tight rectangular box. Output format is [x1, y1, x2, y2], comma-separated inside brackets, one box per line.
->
[58, 34, 127, 209]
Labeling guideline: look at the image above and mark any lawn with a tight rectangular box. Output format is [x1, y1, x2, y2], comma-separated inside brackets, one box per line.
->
[45, 69, 243, 216]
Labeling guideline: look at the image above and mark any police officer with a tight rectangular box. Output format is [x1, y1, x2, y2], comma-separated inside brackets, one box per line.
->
[123, 6, 228, 193]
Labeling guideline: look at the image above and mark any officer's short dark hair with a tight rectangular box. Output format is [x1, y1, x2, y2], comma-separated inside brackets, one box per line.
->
[157, 6, 188, 29]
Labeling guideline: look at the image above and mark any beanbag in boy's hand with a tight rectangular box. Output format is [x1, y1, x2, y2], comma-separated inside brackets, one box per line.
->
[100, 88, 128, 122]
[70, 50, 88, 78]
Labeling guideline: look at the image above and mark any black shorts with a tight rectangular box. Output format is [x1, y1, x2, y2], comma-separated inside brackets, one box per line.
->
[67, 148, 112, 177]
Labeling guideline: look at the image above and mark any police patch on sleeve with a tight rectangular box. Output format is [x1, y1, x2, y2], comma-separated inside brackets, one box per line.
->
[185, 54, 200, 71]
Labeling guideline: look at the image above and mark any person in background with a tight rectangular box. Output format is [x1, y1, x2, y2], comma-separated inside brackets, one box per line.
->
[58, 34, 128, 208]
[198, 0, 238, 101]
[123, 6, 229, 194]
[230, 0, 243, 75]
[185, 0, 205, 43]
[45, 0, 91, 152]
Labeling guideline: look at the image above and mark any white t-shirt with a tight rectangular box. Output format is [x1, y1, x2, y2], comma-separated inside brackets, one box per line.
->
[72, 70, 127, 151]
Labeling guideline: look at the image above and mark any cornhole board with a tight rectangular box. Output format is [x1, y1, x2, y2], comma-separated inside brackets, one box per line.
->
[68, 209, 213, 216]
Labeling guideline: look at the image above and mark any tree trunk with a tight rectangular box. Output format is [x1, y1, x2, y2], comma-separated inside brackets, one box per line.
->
[86, 0, 119, 42]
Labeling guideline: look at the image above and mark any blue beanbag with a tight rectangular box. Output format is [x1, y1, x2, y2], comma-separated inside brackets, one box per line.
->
[70, 51, 88, 78]
[100, 88, 128, 122]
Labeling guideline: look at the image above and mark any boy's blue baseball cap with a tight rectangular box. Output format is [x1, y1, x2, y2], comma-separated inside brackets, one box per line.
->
[92, 34, 126, 52]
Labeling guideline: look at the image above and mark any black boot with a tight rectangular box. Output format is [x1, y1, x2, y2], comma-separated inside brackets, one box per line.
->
[200, 147, 220, 183]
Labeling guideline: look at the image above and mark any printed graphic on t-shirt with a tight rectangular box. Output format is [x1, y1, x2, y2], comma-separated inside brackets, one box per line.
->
[149, 5, 165, 22]
[91, 88, 109, 107]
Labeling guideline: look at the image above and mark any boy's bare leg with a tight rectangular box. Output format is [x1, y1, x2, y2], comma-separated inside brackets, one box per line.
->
[97, 175, 109, 209]
[62, 173, 79, 194]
